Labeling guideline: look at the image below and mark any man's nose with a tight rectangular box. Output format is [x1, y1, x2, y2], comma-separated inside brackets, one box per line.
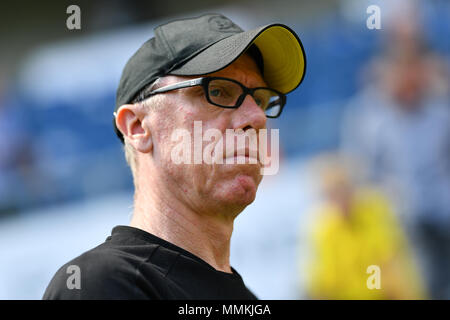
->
[231, 94, 267, 131]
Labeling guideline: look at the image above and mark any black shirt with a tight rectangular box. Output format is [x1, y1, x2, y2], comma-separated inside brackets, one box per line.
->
[43, 225, 257, 300]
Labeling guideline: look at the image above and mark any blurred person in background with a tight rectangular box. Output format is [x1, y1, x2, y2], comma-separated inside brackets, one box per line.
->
[304, 154, 425, 300]
[341, 12, 450, 299]
[0, 72, 35, 216]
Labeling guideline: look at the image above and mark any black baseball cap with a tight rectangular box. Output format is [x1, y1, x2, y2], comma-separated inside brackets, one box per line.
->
[114, 13, 306, 143]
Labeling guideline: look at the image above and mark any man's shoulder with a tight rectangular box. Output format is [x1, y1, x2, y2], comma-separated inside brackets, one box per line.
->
[42, 241, 161, 299]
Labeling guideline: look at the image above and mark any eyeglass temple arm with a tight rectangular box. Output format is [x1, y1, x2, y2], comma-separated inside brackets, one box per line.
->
[148, 77, 204, 95]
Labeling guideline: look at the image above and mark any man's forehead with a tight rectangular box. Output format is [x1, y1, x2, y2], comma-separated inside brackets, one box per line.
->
[163, 53, 266, 87]
[210, 54, 265, 84]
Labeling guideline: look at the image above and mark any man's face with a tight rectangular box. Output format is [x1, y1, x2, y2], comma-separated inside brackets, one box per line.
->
[146, 54, 268, 218]
[383, 53, 427, 109]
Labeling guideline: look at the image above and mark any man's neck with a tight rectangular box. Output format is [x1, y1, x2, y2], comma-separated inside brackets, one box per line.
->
[129, 182, 235, 273]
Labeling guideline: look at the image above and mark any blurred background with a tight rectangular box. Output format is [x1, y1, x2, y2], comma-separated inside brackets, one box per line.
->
[0, 0, 449, 299]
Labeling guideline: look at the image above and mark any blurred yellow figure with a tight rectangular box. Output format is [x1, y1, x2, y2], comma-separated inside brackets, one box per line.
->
[305, 155, 426, 299]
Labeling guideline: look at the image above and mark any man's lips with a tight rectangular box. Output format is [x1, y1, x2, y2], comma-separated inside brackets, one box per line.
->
[223, 147, 259, 164]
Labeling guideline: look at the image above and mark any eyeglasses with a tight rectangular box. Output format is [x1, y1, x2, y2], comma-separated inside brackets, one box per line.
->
[135, 76, 287, 118]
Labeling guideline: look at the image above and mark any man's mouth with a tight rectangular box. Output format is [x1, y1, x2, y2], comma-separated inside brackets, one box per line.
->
[223, 147, 259, 164]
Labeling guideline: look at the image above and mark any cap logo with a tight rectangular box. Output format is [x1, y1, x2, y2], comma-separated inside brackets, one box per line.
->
[208, 15, 241, 32]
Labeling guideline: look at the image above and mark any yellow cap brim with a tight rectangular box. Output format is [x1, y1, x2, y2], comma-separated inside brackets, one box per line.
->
[253, 25, 306, 94]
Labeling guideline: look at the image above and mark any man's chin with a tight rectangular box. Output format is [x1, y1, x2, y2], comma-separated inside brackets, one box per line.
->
[216, 173, 261, 209]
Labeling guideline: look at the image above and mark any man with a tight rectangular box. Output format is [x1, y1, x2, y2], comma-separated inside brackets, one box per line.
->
[43, 13, 305, 299]
[340, 20, 449, 299]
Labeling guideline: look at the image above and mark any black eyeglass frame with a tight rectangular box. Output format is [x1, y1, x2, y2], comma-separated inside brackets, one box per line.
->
[134, 76, 287, 118]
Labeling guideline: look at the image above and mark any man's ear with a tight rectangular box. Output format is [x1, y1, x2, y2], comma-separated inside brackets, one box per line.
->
[115, 104, 153, 153]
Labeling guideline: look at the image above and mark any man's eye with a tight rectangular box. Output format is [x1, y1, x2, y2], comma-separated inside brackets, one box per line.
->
[209, 88, 222, 97]
[254, 96, 269, 109]
[254, 98, 263, 107]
